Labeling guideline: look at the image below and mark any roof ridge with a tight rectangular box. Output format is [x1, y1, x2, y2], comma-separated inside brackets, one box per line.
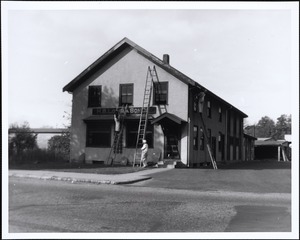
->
[62, 37, 247, 117]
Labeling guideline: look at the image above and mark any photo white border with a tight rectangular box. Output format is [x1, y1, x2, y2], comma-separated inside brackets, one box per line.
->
[2, 1, 299, 239]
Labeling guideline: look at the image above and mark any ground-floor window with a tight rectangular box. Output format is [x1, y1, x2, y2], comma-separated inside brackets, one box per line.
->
[193, 126, 198, 150]
[126, 120, 153, 148]
[200, 127, 204, 150]
[86, 122, 111, 147]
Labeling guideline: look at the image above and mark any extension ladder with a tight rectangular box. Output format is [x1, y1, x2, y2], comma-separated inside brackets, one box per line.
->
[133, 66, 156, 167]
[199, 113, 218, 169]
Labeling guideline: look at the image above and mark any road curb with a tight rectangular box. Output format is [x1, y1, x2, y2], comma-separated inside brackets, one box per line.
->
[9, 173, 152, 185]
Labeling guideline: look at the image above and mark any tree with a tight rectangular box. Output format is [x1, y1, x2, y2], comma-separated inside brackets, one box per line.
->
[47, 131, 70, 160]
[255, 116, 276, 138]
[275, 114, 291, 140]
[47, 111, 71, 160]
[9, 122, 38, 155]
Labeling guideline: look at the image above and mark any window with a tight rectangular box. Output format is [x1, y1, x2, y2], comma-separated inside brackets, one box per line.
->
[219, 107, 222, 122]
[207, 128, 212, 145]
[218, 132, 222, 152]
[207, 101, 211, 118]
[120, 84, 133, 106]
[193, 126, 198, 150]
[126, 121, 153, 148]
[153, 82, 168, 105]
[86, 122, 111, 147]
[200, 127, 205, 150]
[88, 86, 102, 107]
[193, 95, 198, 112]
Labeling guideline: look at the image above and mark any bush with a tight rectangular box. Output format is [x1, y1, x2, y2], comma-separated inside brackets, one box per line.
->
[47, 130, 70, 161]
[9, 122, 38, 164]
[9, 148, 69, 167]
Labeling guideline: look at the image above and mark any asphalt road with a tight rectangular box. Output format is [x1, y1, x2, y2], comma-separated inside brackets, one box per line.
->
[9, 177, 291, 234]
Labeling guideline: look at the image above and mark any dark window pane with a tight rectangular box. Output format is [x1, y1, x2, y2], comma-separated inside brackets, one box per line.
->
[193, 126, 198, 150]
[153, 82, 168, 105]
[126, 121, 153, 148]
[86, 122, 111, 147]
[88, 86, 101, 107]
[120, 84, 134, 106]
[200, 128, 205, 150]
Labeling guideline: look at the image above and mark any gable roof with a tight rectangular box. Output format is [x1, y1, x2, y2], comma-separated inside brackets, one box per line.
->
[243, 133, 257, 140]
[255, 139, 288, 146]
[63, 37, 247, 117]
[151, 112, 187, 125]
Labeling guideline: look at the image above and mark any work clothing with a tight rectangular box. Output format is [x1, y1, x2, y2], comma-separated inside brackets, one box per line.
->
[141, 142, 149, 167]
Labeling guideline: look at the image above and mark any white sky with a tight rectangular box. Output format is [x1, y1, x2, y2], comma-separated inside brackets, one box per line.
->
[2, 2, 299, 128]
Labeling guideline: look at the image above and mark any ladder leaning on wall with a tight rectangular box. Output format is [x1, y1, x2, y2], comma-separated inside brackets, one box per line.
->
[133, 66, 158, 167]
[199, 109, 218, 170]
[106, 107, 126, 165]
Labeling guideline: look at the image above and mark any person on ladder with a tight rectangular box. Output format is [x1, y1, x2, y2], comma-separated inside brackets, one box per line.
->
[141, 139, 148, 168]
[113, 110, 121, 153]
[114, 110, 121, 134]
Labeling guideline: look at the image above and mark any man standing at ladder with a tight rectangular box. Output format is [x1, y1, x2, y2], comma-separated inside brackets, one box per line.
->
[141, 139, 148, 168]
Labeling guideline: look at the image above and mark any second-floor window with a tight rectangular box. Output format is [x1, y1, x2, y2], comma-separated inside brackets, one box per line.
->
[219, 107, 222, 122]
[193, 95, 198, 112]
[153, 82, 168, 105]
[207, 101, 211, 118]
[120, 84, 133, 106]
[88, 85, 102, 107]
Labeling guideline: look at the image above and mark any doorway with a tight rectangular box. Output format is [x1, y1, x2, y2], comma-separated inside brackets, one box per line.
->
[161, 123, 181, 159]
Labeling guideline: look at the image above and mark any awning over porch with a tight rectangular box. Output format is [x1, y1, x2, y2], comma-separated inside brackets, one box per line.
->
[150, 112, 187, 125]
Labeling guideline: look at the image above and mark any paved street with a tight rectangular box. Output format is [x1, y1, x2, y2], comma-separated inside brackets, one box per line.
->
[9, 176, 291, 233]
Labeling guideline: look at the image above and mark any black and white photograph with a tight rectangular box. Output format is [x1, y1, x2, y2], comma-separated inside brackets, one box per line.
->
[2, 1, 299, 239]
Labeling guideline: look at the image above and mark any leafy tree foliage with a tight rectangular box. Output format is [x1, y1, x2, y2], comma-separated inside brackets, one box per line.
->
[47, 130, 70, 158]
[244, 114, 291, 139]
[9, 122, 38, 154]
[48, 111, 71, 160]
[255, 116, 276, 138]
[275, 114, 291, 139]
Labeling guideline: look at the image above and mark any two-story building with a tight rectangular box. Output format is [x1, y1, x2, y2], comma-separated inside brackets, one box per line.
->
[63, 37, 248, 167]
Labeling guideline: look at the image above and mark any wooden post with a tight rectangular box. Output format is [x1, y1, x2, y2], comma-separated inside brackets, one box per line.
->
[278, 146, 281, 162]
[282, 148, 287, 162]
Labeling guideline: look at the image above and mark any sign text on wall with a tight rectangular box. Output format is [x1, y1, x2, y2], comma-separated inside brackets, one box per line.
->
[92, 107, 156, 115]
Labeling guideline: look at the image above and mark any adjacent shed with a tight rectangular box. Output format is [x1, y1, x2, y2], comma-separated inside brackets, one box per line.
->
[255, 138, 291, 161]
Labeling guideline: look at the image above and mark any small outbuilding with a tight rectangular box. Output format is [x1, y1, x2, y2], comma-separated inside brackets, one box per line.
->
[255, 137, 291, 161]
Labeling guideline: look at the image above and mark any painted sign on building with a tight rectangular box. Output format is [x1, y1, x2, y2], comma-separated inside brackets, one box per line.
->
[92, 107, 156, 115]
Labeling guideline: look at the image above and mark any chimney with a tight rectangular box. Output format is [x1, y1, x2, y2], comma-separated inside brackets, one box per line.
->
[163, 54, 170, 65]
